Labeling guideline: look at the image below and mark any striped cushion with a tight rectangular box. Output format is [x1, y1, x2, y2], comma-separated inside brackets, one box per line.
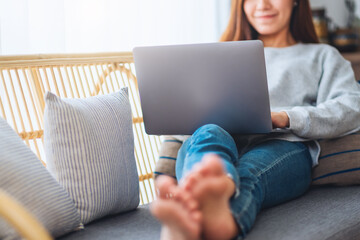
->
[154, 135, 189, 179]
[0, 118, 81, 239]
[44, 88, 139, 224]
[312, 131, 360, 186]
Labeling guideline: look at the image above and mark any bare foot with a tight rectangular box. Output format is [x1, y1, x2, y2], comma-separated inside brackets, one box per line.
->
[151, 175, 202, 240]
[182, 154, 240, 240]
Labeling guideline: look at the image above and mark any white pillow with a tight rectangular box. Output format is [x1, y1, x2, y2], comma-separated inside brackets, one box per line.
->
[0, 118, 81, 239]
[44, 88, 139, 224]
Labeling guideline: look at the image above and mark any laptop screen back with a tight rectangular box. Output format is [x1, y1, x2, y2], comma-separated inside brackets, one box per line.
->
[133, 40, 272, 135]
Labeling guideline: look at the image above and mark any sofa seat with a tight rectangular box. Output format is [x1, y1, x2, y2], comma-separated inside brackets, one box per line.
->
[57, 205, 161, 240]
[58, 185, 360, 240]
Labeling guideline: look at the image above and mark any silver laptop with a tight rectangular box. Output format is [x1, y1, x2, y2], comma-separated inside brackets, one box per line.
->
[133, 40, 272, 135]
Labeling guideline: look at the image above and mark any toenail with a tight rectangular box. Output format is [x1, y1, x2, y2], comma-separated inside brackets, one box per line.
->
[226, 173, 234, 180]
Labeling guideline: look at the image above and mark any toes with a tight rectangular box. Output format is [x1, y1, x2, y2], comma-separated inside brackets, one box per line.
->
[181, 154, 225, 192]
[191, 211, 202, 223]
[182, 172, 201, 191]
[149, 199, 166, 219]
[174, 186, 199, 211]
[174, 189, 191, 204]
[156, 175, 177, 199]
[191, 162, 203, 172]
[150, 198, 202, 240]
[200, 154, 225, 177]
[187, 199, 199, 211]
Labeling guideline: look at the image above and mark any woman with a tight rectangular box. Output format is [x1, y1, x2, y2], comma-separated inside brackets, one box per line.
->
[151, 0, 360, 239]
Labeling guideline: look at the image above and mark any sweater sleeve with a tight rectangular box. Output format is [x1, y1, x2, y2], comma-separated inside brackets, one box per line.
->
[285, 47, 360, 139]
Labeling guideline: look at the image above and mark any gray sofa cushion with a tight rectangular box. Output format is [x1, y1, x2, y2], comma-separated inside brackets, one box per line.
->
[246, 186, 360, 240]
[58, 186, 360, 240]
[57, 205, 161, 240]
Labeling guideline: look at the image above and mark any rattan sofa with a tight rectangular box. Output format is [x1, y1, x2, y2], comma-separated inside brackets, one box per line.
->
[0, 53, 359, 240]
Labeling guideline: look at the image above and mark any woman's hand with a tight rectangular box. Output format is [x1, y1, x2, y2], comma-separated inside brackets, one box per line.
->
[271, 112, 290, 129]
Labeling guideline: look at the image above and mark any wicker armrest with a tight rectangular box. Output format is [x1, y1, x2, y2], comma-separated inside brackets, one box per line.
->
[0, 53, 160, 205]
[0, 189, 52, 240]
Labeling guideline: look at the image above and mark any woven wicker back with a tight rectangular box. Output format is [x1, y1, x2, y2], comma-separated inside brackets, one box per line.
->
[0, 53, 159, 204]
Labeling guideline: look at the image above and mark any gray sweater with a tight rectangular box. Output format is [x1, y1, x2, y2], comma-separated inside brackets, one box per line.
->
[159, 43, 360, 171]
[261, 43, 360, 166]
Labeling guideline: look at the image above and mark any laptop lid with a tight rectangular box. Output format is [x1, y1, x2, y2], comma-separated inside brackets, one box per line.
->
[133, 40, 272, 135]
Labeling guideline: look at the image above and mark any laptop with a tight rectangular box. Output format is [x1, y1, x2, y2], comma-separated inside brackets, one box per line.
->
[133, 40, 272, 135]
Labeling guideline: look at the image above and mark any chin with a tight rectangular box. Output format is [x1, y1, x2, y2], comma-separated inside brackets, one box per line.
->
[255, 28, 279, 36]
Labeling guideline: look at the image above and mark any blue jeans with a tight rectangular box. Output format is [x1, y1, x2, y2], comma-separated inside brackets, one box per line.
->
[176, 124, 312, 239]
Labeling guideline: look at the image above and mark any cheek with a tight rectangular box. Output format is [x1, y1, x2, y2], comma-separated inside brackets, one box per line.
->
[276, 1, 294, 21]
[285, 9, 293, 22]
[277, 9, 293, 30]
[243, 3, 254, 21]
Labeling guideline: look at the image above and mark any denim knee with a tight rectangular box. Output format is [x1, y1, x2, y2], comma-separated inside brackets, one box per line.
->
[190, 124, 238, 155]
[192, 124, 230, 140]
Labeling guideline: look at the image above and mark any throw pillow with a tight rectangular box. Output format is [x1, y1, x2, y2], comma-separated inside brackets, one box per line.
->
[154, 135, 190, 179]
[312, 131, 360, 186]
[44, 88, 139, 224]
[0, 118, 81, 239]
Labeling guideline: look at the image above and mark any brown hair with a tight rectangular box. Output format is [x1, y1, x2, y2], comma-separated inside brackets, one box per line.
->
[220, 0, 319, 43]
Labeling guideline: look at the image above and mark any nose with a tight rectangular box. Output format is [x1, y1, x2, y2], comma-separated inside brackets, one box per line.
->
[255, 0, 272, 10]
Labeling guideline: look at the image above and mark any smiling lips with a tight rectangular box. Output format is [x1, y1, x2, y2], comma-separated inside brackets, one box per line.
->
[254, 13, 278, 22]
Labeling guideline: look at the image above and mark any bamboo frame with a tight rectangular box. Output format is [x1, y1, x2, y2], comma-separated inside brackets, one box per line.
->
[0, 52, 160, 205]
[0, 190, 53, 240]
[0, 52, 134, 67]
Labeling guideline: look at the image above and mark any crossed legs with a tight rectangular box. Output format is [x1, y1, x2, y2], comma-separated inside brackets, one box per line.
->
[151, 124, 313, 240]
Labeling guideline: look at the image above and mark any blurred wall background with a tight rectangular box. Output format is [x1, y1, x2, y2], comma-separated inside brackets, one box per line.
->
[0, 0, 231, 55]
[2, 0, 358, 55]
